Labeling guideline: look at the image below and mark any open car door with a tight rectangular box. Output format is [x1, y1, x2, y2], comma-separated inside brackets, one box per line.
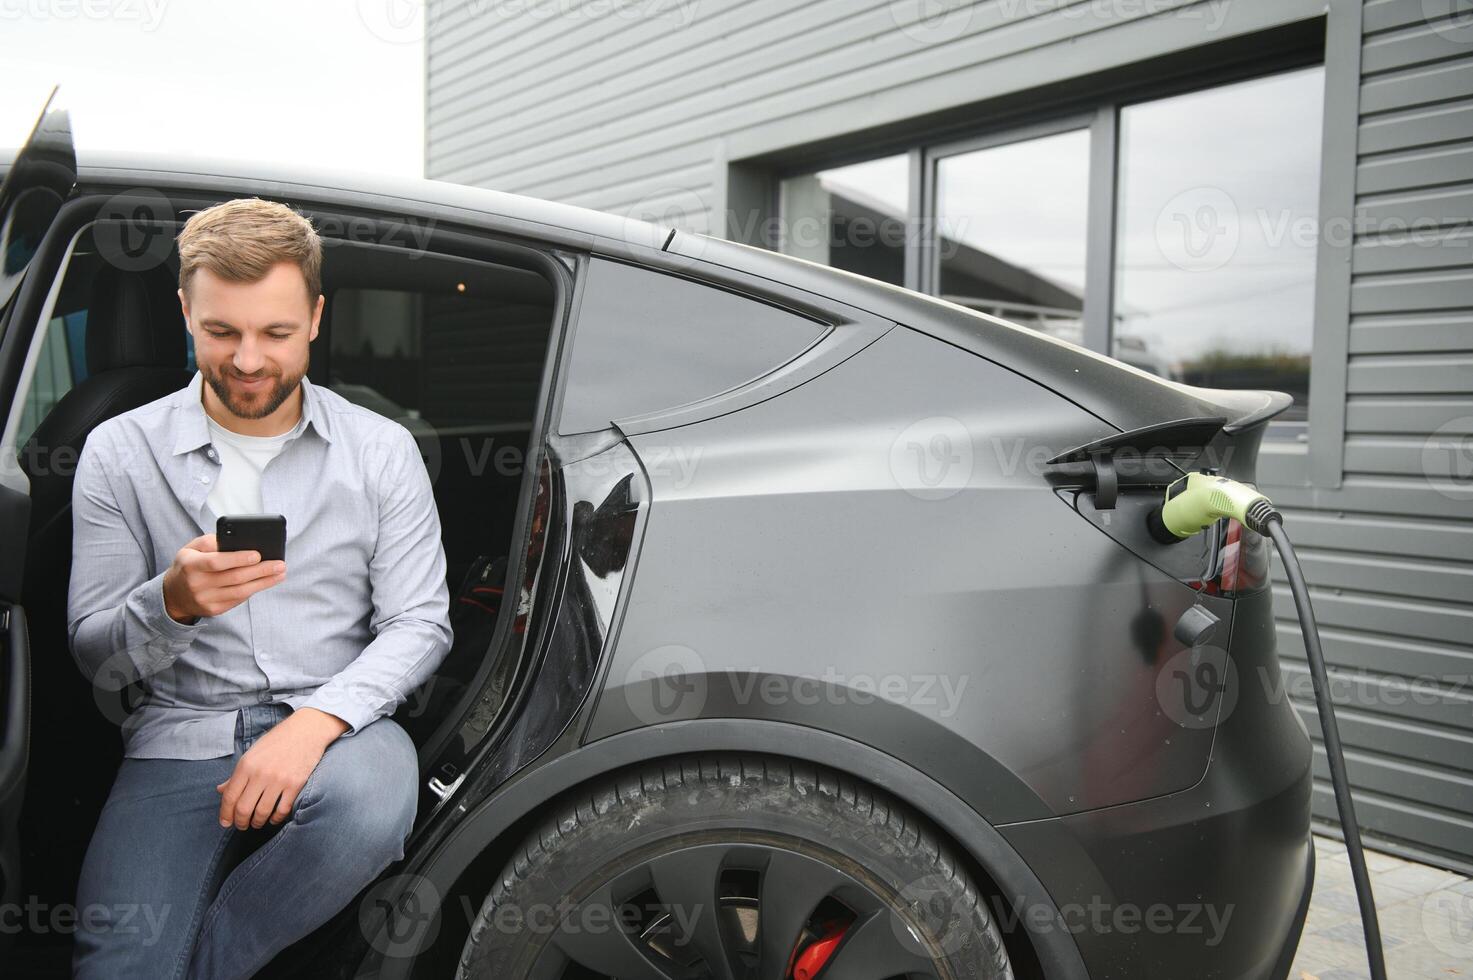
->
[0, 87, 77, 929]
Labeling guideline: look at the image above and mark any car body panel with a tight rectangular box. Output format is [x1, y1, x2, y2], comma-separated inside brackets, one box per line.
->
[998, 589, 1315, 976]
[590, 325, 1239, 819]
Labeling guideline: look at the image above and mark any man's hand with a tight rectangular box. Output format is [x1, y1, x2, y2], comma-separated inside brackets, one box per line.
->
[215, 707, 351, 829]
[163, 533, 286, 625]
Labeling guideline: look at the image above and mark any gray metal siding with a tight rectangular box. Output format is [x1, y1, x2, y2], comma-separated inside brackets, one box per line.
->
[428, 0, 1473, 870]
[1276, 0, 1473, 870]
[426, 0, 1317, 224]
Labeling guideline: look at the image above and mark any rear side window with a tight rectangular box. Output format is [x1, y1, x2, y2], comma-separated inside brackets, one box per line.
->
[558, 258, 825, 435]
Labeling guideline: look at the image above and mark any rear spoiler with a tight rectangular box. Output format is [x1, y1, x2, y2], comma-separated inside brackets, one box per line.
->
[1045, 393, 1292, 507]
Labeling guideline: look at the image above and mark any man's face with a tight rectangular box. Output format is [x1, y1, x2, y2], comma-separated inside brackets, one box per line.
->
[179, 262, 324, 421]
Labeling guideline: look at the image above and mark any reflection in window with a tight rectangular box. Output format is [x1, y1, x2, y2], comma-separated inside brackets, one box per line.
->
[329, 281, 549, 434]
[936, 129, 1091, 343]
[778, 155, 910, 287]
[1112, 67, 1324, 420]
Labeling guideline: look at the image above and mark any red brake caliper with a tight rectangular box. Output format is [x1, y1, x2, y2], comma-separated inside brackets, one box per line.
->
[789, 922, 849, 980]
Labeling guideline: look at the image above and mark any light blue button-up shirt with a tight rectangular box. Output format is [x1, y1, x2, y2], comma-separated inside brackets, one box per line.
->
[67, 370, 453, 759]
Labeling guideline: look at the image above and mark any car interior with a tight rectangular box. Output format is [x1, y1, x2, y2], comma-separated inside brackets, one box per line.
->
[6, 218, 559, 970]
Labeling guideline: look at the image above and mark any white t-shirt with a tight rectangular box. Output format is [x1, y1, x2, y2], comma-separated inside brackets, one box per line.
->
[204, 413, 305, 518]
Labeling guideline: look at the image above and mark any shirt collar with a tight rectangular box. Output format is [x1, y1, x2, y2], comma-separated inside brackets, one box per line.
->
[171, 370, 333, 456]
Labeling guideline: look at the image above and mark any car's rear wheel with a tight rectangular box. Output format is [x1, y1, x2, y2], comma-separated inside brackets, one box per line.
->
[456, 755, 1013, 980]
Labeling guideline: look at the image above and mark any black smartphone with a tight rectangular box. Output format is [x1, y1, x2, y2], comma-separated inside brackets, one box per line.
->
[217, 514, 287, 563]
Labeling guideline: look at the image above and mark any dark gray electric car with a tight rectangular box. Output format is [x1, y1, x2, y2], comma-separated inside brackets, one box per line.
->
[1, 99, 1313, 979]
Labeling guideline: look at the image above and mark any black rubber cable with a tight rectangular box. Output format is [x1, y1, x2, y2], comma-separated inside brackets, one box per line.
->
[1267, 517, 1387, 980]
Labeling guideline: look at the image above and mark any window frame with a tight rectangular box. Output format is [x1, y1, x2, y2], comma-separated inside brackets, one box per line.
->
[759, 34, 1355, 488]
[919, 112, 1096, 344]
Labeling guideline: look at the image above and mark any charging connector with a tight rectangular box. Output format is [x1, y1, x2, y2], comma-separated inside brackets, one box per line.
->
[1148, 471, 1282, 543]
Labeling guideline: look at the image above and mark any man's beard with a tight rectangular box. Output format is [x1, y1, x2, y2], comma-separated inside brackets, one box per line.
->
[202, 362, 303, 421]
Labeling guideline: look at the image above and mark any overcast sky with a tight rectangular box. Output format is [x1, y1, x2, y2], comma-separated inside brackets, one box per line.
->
[1, 0, 425, 177]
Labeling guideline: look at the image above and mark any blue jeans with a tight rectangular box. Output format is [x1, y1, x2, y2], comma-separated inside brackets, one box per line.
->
[72, 702, 419, 980]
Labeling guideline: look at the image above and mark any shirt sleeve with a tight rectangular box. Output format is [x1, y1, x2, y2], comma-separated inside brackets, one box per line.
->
[67, 428, 208, 690]
[300, 422, 453, 736]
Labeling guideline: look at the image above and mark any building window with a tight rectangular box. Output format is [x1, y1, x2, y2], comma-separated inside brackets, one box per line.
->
[778, 155, 910, 288]
[1112, 66, 1324, 421]
[935, 127, 1091, 344]
[771, 63, 1326, 427]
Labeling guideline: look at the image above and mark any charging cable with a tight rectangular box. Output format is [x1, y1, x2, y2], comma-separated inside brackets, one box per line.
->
[1151, 472, 1387, 980]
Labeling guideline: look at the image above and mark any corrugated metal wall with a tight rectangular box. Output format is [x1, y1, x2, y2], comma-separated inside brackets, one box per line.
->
[426, 0, 1284, 227]
[1273, 0, 1473, 869]
[427, 0, 1473, 871]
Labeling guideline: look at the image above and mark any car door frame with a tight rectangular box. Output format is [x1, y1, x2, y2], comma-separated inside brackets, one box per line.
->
[0, 91, 77, 921]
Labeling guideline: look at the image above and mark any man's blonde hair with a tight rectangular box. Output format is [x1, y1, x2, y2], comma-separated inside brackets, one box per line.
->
[177, 198, 322, 302]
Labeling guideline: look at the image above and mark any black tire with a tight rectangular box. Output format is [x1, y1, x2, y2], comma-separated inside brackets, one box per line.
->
[457, 755, 1013, 980]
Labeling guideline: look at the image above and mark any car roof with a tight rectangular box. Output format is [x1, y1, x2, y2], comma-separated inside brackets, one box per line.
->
[0, 145, 673, 253]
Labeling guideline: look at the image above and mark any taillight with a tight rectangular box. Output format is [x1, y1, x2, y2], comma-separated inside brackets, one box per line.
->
[1203, 518, 1270, 596]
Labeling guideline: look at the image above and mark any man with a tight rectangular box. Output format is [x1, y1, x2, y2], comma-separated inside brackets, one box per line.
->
[68, 198, 453, 979]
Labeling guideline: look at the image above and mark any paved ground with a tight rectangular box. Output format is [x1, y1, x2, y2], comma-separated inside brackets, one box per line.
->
[1289, 834, 1472, 978]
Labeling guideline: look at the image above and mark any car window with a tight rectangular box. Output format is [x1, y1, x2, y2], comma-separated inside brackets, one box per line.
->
[328, 281, 550, 434]
[15, 307, 88, 448]
[558, 258, 826, 435]
[324, 248, 559, 585]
